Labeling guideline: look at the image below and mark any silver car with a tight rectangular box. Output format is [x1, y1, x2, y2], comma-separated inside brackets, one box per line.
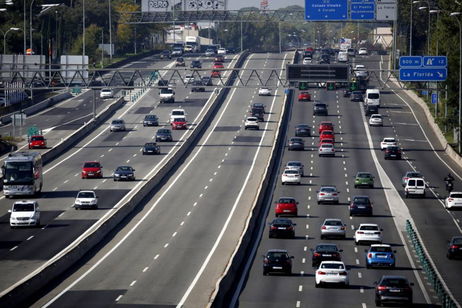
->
[285, 161, 304, 176]
[318, 143, 335, 156]
[320, 218, 346, 239]
[110, 119, 126, 132]
[401, 171, 423, 187]
[317, 186, 340, 204]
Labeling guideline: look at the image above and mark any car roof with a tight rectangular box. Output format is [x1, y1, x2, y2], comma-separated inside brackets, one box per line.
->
[319, 260, 344, 265]
[323, 218, 343, 222]
[370, 244, 391, 248]
[13, 200, 37, 204]
[380, 275, 409, 280]
[267, 249, 288, 253]
[359, 223, 379, 227]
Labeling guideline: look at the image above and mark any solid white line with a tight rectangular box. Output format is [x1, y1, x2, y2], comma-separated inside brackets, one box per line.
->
[26, 236, 34, 241]
[9, 246, 17, 252]
[130, 280, 136, 287]
[115, 295, 123, 302]
[143, 267, 149, 272]
[296, 301, 301, 308]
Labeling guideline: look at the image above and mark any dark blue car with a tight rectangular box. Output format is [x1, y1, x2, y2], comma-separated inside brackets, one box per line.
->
[366, 244, 396, 268]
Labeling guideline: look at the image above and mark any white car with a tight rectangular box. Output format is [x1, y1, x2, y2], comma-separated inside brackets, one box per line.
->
[354, 64, 365, 70]
[318, 143, 335, 156]
[369, 114, 383, 126]
[183, 75, 195, 84]
[315, 261, 349, 288]
[258, 87, 271, 96]
[205, 49, 215, 57]
[100, 88, 114, 99]
[74, 190, 98, 210]
[281, 169, 301, 185]
[404, 177, 426, 198]
[380, 137, 397, 150]
[355, 223, 383, 245]
[285, 161, 304, 176]
[217, 48, 227, 55]
[244, 117, 259, 130]
[303, 57, 312, 64]
[445, 192, 462, 209]
[9, 200, 40, 227]
[358, 47, 368, 55]
[170, 108, 186, 122]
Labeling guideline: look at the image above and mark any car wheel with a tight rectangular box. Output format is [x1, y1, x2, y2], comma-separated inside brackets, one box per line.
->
[320, 234, 324, 240]
[366, 263, 371, 269]
[282, 182, 285, 185]
[36, 220, 41, 227]
[405, 193, 408, 199]
[269, 233, 273, 239]
[447, 253, 453, 259]
[370, 184, 374, 188]
[354, 185, 357, 188]
[375, 299, 382, 307]
[275, 213, 279, 217]
[263, 269, 268, 276]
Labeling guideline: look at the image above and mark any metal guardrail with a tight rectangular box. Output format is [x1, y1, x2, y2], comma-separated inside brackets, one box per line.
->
[406, 220, 460, 308]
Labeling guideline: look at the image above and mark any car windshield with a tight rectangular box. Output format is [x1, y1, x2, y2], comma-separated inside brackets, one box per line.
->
[101, 89, 111, 93]
[173, 118, 186, 122]
[450, 193, 462, 198]
[358, 173, 372, 178]
[381, 278, 409, 287]
[452, 237, 462, 245]
[353, 197, 370, 204]
[321, 187, 336, 192]
[112, 120, 123, 124]
[78, 192, 95, 198]
[84, 162, 100, 168]
[279, 198, 295, 204]
[324, 220, 343, 226]
[360, 225, 378, 231]
[320, 263, 344, 269]
[117, 166, 132, 171]
[13, 203, 35, 212]
[267, 252, 288, 260]
[316, 245, 338, 252]
[285, 170, 299, 175]
[145, 115, 157, 120]
[31, 136, 44, 141]
[158, 129, 170, 134]
[370, 246, 392, 253]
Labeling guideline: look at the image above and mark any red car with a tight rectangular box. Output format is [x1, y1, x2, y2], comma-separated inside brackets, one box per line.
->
[275, 197, 298, 217]
[305, 47, 314, 52]
[213, 62, 224, 69]
[318, 121, 334, 134]
[319, 130, 335, 142]
[319, 138, 334, 146]
[298, 91, 311, 101]
[28, 135, 47, 149]
[170, 117, 187, 130]
[81, 161, 103, 179]
[211, 70, 221, 78]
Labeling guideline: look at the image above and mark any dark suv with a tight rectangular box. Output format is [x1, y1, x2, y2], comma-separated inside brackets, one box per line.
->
[250, 103, 265, 121]
[190, 60, 202, 68]
[311, 243, 342, 267]
[375, 275, 413, 306]
[155, 128, 173, 142]
[268, 218, 296, 238]
[313, 102, 328, 116]
[143, 114, 159, 127]
[384, 146, 402, 160]
[262, 249, 293, 275]
[349, 195, 373, 216]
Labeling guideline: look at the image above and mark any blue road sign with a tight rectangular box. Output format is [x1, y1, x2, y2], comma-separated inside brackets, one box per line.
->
[423, 56, 448, 67]
[399, 68, 447, 81]
[399, 56, 423, 67]
[305, 0, 348, 20]
[351, 0, 374, 2]
[350, 3, 375, 20]
[431, 93, 438, 104]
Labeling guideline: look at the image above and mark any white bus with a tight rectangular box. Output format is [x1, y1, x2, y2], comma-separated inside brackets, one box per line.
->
[2, 152, 43, 197]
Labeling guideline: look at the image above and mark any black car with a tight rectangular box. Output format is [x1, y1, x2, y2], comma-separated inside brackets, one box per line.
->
[375, 275, 413, 306]
[447, 236, 462, 259]
[365, 105, 379, 116]
[313, 102, 328, 116]
[350, 91, 363, 102]
[191, 80, 205, 92]
[384, 146, 402, 160]
[251, 109, 264, 121]
[349, 195, 373, 216]
[175, 57, 185, 67]
[201, 76, 213, 86]
[343, 89, 351, 97]
[158, 79, 169, 87]
[311, 243, 342, 267]
[155, 128, 173, 142]
[113, 166, 135, 181]
[262, 249, 293, 275]
[288, 137, 304, 151]
[142, 142, 160, 155]
[295, 124, 311, 137]
[251, 103, 266, 114]
[143, 114, 159, 127]
[268, 218, 296, 238]
[319, 57, 330, 64]
[190, 60, 202, 68]
[159, 50, 171, 59]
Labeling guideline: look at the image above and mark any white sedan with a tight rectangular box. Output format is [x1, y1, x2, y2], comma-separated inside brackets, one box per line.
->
[369, 114, 383, 126]
[358, 48, 368, 55]
[281, 169, 301, 185]
[315, 261, 349, 288]
[380, 137, 397, 150]
[445, 192, 462, 209]
[318, 143, 335, 156]
[355, 223, 383, 245]
[258, 87, 271, 96]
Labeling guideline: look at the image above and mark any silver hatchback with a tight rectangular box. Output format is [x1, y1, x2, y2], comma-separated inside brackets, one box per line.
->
[110, 119, 126, 132]
[320, 218, 347, 239]
[317, 186, 340, 204]
[285, 161, 304, 176]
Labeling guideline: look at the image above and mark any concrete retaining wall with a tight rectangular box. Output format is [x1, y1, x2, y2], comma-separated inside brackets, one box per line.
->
[0, 51, 249, 307]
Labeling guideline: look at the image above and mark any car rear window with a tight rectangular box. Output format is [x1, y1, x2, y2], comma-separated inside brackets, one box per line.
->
[321, 144, 333, 148]
[360, 225, 379, 231]
[451, 193, 462, 198]
[267, 252, 288, 260]
[279, 198, 295, 204]
[353, 197, 370, 204]
[31, 136, 44, 141]
[317, 245, 338, 252]
[381, 278, 408, 287]
[320, 263, 344, 269]
[78, 192, 95, 198]
[84, 162, 100, 168]
[325, 220, 342, 226]
[358, 173, 371, 178]
[13, 203, 35, 211]
[370, 246, 392, 253]
[453, 238, 462, 245]
[368, 93, 380, 99]
[321, 187, 336, 192]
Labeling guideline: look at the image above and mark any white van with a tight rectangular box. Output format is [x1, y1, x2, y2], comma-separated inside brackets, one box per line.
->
[364, 89, 380, 106]
[337, 51, 348, 63]
[9, 200, 40, 227]
[405, 178, 426, 198]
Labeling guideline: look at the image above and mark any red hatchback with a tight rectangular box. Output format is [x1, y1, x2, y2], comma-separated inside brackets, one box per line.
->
[211, 70, 221, 78]
[319, 138, 334, 146]
[28, 135, 47, 149]
[171, 117, 187, 130]
[298, 91, 311, 101]
[81, 161, 103, 179]
[318, 121, 334, 134]
[213, 62, 224, 69]
[275, 197, 298, 217]
[320, 130, 335, 142]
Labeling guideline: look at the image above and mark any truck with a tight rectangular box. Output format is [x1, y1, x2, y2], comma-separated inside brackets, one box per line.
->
[185, 36, 200, 53]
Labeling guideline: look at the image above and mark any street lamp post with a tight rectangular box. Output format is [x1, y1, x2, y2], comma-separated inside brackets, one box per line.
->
[29, 0, 36, 53]
[451, 12, 462, 153]
[419, 5, 431, 54]
[108, 0, 112, 62]
[2, 27, 21, 55]
[409, 0, 421, 55]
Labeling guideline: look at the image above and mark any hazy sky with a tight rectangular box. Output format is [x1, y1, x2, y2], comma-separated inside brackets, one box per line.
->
[227, 0, 304, 10]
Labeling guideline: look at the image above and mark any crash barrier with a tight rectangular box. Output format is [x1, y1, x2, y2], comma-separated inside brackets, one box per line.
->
[210, 50, 298, 307]
[406, 220, 460, 308]
[0, 51, 249, 307]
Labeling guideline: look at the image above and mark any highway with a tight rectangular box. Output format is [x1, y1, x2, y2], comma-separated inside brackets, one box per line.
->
[32, 52, 292, 307]
[0, 53, 238, 294]
[237, 53, 445, 307]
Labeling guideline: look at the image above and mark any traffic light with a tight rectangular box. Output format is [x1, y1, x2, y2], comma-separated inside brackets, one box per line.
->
[299, 82, 308, 90]
[350, 82, 358, 91]
[326, 82, 336, 90]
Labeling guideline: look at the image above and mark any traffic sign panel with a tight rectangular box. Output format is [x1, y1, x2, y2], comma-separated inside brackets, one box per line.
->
[399, 56, 422, 67]
[399, 68, 447, 81]
[422, 56, 447, 67]
[431, 93, 438, 104]
[376, 0, 397, 21]
[305, 0, 348, 20]
[350, 2, 375, 20]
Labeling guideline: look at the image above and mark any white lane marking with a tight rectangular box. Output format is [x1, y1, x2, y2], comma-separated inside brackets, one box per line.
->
[9, 246, 18, 252]
[358, 272, 362, 278]
[115, 295, 123, 302]
[164, 243, 169, 248]
[193, 202, 198, 207]
[172, 232, 177, 237]
[304, 246, 307, 251]
[26, 236, 34, 241]
[302, 258, 306, 263]
[298, 285, 303, 292]
[154, 254, 159, 260]
[180, 221, 185, 226]
[204, 186, 208, 190]
[130, 280, 136, 287]
[356, 259, 359, 265]
[362, 303, 366, 307]
[143, 267, 149, 272]
[187, 211, 191, 216]
[354, 247, 358, 253]
[296, 301, 301, 308]
[64, 180, 69, 184]
[199, 193, 203, 198]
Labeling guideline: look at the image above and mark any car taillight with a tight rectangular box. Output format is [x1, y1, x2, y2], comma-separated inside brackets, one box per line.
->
[321, 226, 327, 229]
[350, 205, 355, 209]
[287, 226, 294, 230]
[270, 226, 277, 230]
[357, 231, 364, 234]
[450, 245, 460, 249]
[314, 252, 321, 257]
[264, 258, 269, 264]
[332, 193, 337, 196]
[368, 253, 372, 258]
[339, 271, 347, 276]
[377, 286, 388, 291]
[340, 226, 345, 230]
[317, 271, 326, 275]
[404, 177, 409, 181]
[448, 198, 454, 202]
[320, 193, 325, 196]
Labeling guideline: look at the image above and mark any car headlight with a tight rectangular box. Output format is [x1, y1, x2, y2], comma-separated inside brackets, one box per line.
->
[75, 200, 82, 205]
